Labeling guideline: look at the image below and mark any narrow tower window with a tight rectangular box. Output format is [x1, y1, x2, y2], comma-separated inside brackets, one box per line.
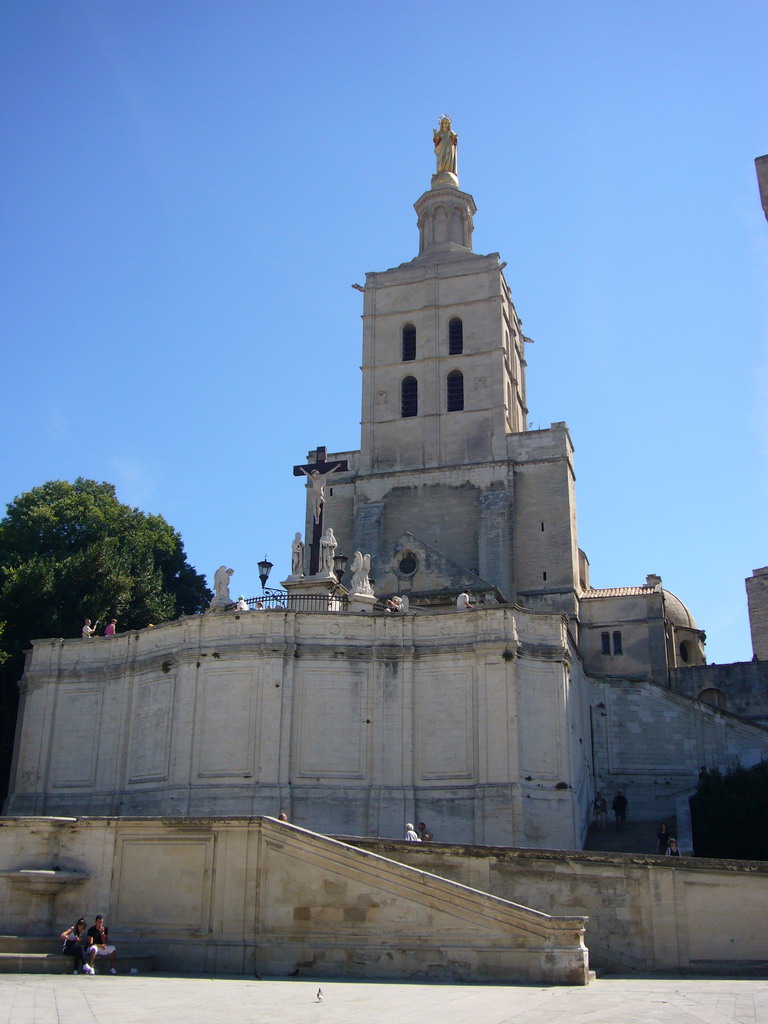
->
[401, 376, 418, 417]
[446, 370, 464, 411]
[402, 324, 416, 361]
[601, 632, 611, 655]
[612, 631, 623, 655]
[448, 317, 463, 354]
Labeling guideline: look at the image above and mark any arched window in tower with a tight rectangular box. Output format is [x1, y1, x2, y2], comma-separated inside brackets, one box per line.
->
[402, 323, 416, 361]
[401, 376, 418, 417]
[446, 370, 464, 411]
[448, 317, 463, 355]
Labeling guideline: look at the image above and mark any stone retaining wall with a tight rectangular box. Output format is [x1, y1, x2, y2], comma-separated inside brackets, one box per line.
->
[346, 837, 768, 973]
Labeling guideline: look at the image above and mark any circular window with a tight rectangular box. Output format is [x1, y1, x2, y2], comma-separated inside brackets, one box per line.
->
[398, 553, 418, 576]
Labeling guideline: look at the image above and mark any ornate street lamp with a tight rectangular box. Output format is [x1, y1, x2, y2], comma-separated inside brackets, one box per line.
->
[333, 553, 348, 582]
[258, 556, 273, 591]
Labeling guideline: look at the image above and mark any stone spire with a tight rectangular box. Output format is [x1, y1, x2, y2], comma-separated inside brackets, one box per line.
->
[414, 116, 476, 259]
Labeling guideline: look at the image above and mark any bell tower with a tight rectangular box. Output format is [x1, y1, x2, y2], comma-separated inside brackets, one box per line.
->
[358, 117, 528, 476]
[311, 118, 579, 610]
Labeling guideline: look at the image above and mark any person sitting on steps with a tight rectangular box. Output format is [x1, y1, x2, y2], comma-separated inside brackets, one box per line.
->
[85, 915, 117, 974]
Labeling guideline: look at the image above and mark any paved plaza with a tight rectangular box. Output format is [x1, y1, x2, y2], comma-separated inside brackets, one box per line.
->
[0, 972, 766, 1024]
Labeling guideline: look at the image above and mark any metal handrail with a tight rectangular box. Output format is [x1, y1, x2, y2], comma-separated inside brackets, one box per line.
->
[227, 592, 348, 613]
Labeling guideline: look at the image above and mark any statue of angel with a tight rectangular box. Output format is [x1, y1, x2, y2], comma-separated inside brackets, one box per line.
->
[349, 551, 373, 595]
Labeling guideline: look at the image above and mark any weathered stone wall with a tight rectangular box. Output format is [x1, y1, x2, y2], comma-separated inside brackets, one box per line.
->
[580, 592, 668, 683]
[0, 817, 589, 984]
[509, 424, 579, 614]
[6, 607, 592, 851]
[670, 660, 768, 727]
[358, 253, 521, 475]
[349, 838, 768, 974]
[589, 676, 768, 820]
[746, 566, 768, 661]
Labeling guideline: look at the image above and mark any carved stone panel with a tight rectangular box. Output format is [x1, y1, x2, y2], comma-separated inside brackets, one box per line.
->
[51, 688, 102, 787]
[294, 666, 370, 779]
[195, 666, 258, 778]
[128, 677, 174, 783]
[418, 669, 475, 780]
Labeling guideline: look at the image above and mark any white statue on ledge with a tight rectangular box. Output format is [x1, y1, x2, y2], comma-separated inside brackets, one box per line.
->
[209, 565, 234, 609]
[291, 532, 305, 576]
[319, 527, 337, 575]
[349, 551, 373, 595]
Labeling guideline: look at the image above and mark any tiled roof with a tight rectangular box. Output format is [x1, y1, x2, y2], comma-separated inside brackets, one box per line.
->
[581, 586, 656, 598]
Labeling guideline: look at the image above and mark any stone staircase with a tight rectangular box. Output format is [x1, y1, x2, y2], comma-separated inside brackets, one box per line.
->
[0, 936, 156, 975]
[583, 817, 678, 855]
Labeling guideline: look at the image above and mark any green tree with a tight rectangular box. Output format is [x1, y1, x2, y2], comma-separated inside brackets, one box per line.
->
[690, 762, 768, 861]
[0, 478, 212, 800]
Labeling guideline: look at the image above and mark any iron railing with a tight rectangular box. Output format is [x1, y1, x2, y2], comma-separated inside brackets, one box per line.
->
[228, 591, 348, 613]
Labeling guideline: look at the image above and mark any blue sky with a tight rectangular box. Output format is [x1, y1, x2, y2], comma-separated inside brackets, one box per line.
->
[1, 1, 766, 663]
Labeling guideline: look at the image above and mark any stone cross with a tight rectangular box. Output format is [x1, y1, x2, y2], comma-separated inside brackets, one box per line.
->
[293, 446, 349, 575]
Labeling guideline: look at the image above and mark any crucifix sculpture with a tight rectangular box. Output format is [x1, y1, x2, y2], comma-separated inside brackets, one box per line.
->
[293, 445, 349, 575]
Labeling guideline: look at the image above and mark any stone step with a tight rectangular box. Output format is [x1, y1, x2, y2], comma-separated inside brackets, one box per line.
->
[583, 818, 679, 856]
[0, 937, 155, 975]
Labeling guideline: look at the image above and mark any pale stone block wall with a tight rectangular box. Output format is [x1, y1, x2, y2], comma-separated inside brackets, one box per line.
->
[0, 817, 589, 984]
[746, 566, 768, 661]
[589, 676, 768, 820]
[508, 424, 580, 613]
[670, 661, 768, 727]
[359, 253, 521, 474]
[6, 608, 591, 851]
[351, 839, 768, 974]
[580, 592, 668, 683]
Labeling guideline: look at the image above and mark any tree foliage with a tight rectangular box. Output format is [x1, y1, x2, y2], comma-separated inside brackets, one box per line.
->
[0, 478, 211, 799]
[690, 761, 768, 861]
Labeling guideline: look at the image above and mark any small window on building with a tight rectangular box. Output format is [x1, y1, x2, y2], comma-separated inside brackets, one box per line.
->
[679, 641, 689, 663]
[699, 688, 726, 710]
[601, 632, 611, 655]
[446, 370, 464, 411]
[398, 552, 418, 576]
[401, 376, 418, 417]
[402, 324, 416, 361]
[612, 631, 623, 655]
[448, 317, 463, 355]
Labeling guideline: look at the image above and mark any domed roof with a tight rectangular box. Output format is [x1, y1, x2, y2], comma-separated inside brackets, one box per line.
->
[663, 589, 698, 629]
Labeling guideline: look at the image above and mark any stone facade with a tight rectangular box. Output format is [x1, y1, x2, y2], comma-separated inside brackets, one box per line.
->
[670, 660, 768, 728]
[0, 816, 590, 985]
[351, 838, 768, 975]
[746, 566, 768, 661]
[589, 675, 768, 819]
[6, 607, 594, 850]
[7, 607, 768, 847]
[6, 130, 768, 848]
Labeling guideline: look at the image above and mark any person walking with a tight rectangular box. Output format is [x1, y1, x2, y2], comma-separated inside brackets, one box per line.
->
[593, 791, 608, 830]
[612, 790, 628, 832]
[656, 822, 671, 854]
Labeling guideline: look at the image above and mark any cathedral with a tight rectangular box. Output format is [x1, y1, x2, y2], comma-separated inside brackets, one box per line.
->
[6, 121, 768, 852]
